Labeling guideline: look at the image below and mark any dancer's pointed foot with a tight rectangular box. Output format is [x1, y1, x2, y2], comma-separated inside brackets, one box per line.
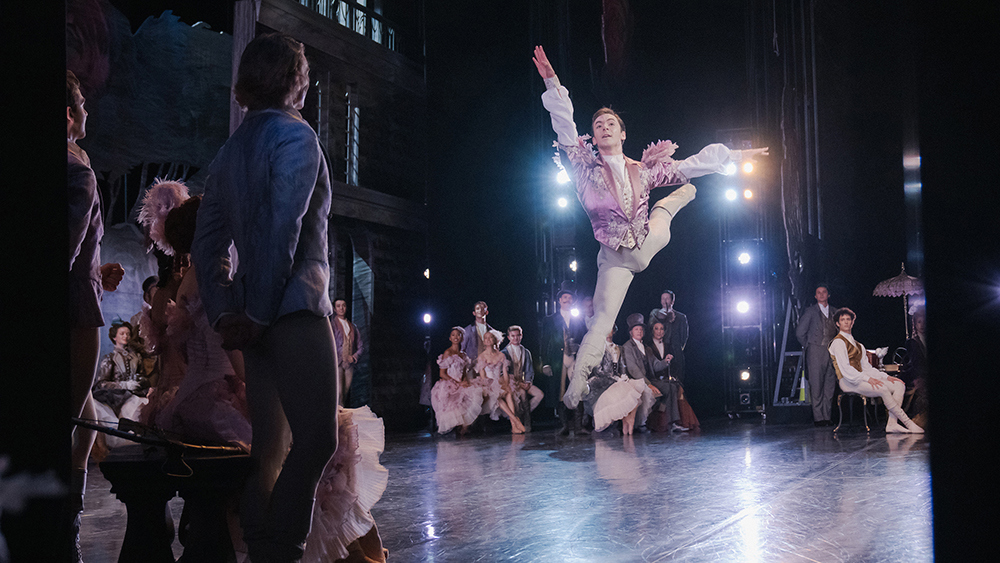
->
[903, 419, 925, 433]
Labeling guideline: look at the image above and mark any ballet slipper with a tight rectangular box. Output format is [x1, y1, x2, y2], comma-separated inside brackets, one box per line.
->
[885, 421, 909, 433]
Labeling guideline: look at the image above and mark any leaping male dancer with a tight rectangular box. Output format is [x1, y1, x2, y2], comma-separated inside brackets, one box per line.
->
[532, 46, 769, 409]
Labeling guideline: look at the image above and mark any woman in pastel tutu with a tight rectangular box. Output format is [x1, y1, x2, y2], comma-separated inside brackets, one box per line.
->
[432, 327, 485, 435]
[584, 328, 649, 435]
[474, 330, 526, 434]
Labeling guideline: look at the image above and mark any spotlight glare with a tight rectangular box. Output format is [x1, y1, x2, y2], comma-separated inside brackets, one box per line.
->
[570, 307, 580, 317]
[725, 189, 738, 201]
[738, 252, 751, 265]
[422, 313, 432, 324]
[736, 301, 750, 314]
[557, 197, 569, 208]
[557, 169, 571, 184]
[743, 189, 753, 199]
[724, 162, 737, 176]
[742, 161, 754, 174]
[740, 370, 751, 381]
[423, 268, 430, 279]
[569, 260, 578, 272]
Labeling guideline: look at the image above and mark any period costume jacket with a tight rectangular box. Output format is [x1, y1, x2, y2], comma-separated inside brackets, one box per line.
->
[332, 316, 363, 368]
[502, 344, 535, 387]
[540, 310, 586, 376]
[461, 321, 496, 363]
[68, 142, 105, 328]
[541, 78, 743, 251]
[192, 109, 333, 326]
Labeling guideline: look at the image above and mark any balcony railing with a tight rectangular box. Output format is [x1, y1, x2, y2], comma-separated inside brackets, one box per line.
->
[299, 0, 408, 56]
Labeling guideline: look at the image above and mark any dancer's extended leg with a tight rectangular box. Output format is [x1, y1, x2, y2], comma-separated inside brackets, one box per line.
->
[563, 261, 635, 407]
[626, 184, 696, 272]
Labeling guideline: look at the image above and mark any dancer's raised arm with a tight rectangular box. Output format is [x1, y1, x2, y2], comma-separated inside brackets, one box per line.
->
[534, 46, 579, 146]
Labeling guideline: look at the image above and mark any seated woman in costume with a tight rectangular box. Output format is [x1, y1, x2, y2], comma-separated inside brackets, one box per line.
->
[147, 196, 253, 449]
[474, 330, 525, 434]
[432, 327, 485, 435]
[584, 327, 649, 435]
[93, 320, 150, 421]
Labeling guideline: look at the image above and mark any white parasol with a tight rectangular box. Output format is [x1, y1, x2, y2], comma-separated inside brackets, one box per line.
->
[872, 263, 924, 339]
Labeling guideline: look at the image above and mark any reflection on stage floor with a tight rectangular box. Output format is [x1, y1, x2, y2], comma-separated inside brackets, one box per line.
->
[80, 419, 931, 562]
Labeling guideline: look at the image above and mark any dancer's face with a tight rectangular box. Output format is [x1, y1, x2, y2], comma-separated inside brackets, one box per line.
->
[815, 286, 829, 306]
[652, 323, 665, 341]
[660, 292, 674, 309]
[334, 299, 348, 318]
[630, 325, 644, 341]
[508, 330, 522, 346]
[474, 302, 488, 320]
[483, 332, 498, 349]
[114, 327, 131, 347]
[67, 91, 87, 142]
[836, 314, 854, 334]
[450, 329, 464, 345]
[592, 113, 626, 154]
[558, 293, 574, 311]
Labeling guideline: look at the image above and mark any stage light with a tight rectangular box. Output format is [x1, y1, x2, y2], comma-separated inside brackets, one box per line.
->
[742, 161, 754, 174]
[423, 268, 430, 279]
[724, 162, 737, 176]
[738, 252, 751, 265]
[740, 370, 751, 381]
[571, 307, 580, 317]
[557, 169, 571, 184]
[736, 301, 750, 314]
[725, 189, 738, 201]
[557, 197, 569, 208]
[569, 260, 577, 272]
[422, 313, 432, 324]
[743, 189, 753, 199]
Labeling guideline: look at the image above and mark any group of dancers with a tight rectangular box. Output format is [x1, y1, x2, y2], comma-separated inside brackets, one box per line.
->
[428, 298, 698, 438]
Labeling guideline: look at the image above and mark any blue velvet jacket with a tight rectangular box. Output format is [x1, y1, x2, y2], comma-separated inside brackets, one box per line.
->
[192, 109, 333, 326]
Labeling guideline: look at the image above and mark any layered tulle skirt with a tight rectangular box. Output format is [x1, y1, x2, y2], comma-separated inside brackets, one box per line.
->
[431, 379, 484, 433]
[303, 406, 388, 562]
[592, 378, 647, 432]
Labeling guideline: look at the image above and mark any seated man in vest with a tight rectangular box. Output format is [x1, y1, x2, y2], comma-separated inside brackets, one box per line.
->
[502, 325, 544, 432]
[828, 307, 924, 433]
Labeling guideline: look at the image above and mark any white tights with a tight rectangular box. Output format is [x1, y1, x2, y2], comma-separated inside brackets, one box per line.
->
[564, 185, 696, 407]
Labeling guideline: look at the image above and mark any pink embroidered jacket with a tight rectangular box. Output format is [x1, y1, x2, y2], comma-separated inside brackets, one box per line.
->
[542, 80, 741, 250]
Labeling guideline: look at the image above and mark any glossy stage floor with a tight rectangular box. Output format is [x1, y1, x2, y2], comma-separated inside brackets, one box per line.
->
[80, 418, 932, 562]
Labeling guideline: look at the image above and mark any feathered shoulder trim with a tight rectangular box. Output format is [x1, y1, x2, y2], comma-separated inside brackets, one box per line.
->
[641, 140, 679, 167]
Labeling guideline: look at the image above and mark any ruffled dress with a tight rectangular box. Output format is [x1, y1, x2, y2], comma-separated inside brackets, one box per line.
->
[303, 405, 388, 562]
[474, 354, 509, 420]
[138, 300, 189, 429]
[584, 345, 648, 432]
[151, 295, 252, 449]
[431, 353, 484, 433]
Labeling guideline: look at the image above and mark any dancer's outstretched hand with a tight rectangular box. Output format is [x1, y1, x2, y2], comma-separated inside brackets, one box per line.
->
[533, 46, 555, 79]
[743, 147, 770, 162]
